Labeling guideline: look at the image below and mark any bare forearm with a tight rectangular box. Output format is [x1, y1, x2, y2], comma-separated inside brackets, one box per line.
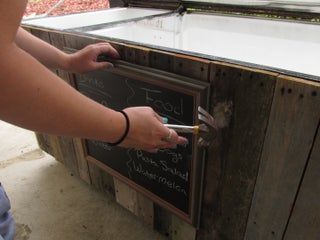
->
[0, 44, 125, 143]
[15, 27, 70, 70]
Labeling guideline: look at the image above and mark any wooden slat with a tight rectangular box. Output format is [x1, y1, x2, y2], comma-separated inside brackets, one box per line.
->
[154, 205, 196, 240]
[136, 191, 154, 227]
[123, 46, 150, 66]
[73, 139, 91, 184]
[124, 46, 136, 63]
[134, 47, 150, 67]
[245, 77, 320, 240]
[49, 136, 64, 164]
[35, 133, 63, 165]
[30, 28, 51, 43]
[197, 62, 277, 240]
[283, 123, 320, 240]
[63, 33, 98, 50]
[171, 215, 196, 240]
[150, 50, 174, 72]
[57, 136, 79, 176]
[35, 133, 51, 154]
[114, 178, 154, 227]
[48, 31, 66, 50]
[173, 55, 210, 82]
[154, 205, 173, 239]
[88, 161, 116, 197]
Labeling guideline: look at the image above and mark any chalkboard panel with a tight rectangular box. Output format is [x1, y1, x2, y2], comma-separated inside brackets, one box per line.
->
[74, 61, 209, 225]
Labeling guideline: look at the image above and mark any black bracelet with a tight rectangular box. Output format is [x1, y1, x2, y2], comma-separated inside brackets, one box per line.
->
[108, 110, 130, 146]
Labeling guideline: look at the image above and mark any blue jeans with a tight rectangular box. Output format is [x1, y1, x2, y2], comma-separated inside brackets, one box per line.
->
[0, 184, 14, 240]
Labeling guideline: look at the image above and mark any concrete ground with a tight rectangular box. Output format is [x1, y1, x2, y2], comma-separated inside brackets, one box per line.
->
[0, 121, 165, 240]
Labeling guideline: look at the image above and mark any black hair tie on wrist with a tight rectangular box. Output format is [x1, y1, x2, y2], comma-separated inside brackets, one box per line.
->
[108, 110, 130, 147]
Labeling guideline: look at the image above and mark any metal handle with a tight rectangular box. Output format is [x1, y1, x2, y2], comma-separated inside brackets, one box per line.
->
[164, 124, 204, 134]
[164, 124, 199, 134]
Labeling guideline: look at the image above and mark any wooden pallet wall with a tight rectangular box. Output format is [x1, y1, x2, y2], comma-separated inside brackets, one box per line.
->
[198, 63, 277, 240]
[23, 27, 320, 240]
[245, 76, 320, 240]
[283, 122, 320, 240]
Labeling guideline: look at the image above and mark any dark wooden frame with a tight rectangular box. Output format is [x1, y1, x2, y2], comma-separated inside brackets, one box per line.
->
[75, 61, 210, 226]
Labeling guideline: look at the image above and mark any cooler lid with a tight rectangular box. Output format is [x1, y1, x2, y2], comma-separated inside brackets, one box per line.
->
[121, 0, 320, 19]
[182, 1, 320, 19]
[122, 0, 182, 9]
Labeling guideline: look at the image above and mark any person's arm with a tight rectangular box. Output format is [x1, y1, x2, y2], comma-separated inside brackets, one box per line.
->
[0, 1, 187, 152]
[15, 27, 119, 73]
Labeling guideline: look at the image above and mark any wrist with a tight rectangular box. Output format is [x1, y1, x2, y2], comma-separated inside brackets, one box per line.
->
[108, 110, 130, 146]
[60, 52, 73, 72]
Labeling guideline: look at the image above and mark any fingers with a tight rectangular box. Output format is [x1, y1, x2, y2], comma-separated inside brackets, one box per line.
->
[177, 136, 189, 145]
[153, 111, 189, 148]
[157, 128, 188, 149]
[95, 43, 120, 59]
[163, 129, 188, 147]
[145, 148, 160, 153]
[121, 106, 189, 152]
[153, 112, 164, 123]
[94, 61, 114, 70]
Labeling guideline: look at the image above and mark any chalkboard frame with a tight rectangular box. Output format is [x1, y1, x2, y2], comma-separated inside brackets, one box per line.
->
[77, 61, 209, 226]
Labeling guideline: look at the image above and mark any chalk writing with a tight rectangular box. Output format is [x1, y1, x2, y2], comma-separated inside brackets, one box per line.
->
[78, 83, 111, 100]
[159, 160, 188, 181]
[136, 150, 159, 168]
[78, 78, 105, 89]
[158, 149, 183, 163]
[142, 87, 184, 117]
[132, 160, 187, 196]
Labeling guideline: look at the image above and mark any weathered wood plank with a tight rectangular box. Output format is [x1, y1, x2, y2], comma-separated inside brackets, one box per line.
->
[124, 46, 136, 63]
[35, 133, 51, 154]
[197, 62, 277, 240]
[134, 47, 150, 67]
[35, 133, 63, 164]
[173, 55, 210, 82]
[245, 76, 320, 240]
[136, 191, 154, 227]
[30, 28, 51, 43]
[150, 50, 174, 72]
[49, 135, 64, 164]
[57, 136, 80, 176]
[48, 31, 66, 50]
[283, 123, 320, 240]
[123, 46, 150, 66]
[87, 161, 116, 197]
[154, 205, 173, 239]
[171, 215, 196, 240]
[154, 205, 196, 240]
[63, 33, 98, 50]
[114, 178, 154, 227]
[73, 138, 91, 184]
